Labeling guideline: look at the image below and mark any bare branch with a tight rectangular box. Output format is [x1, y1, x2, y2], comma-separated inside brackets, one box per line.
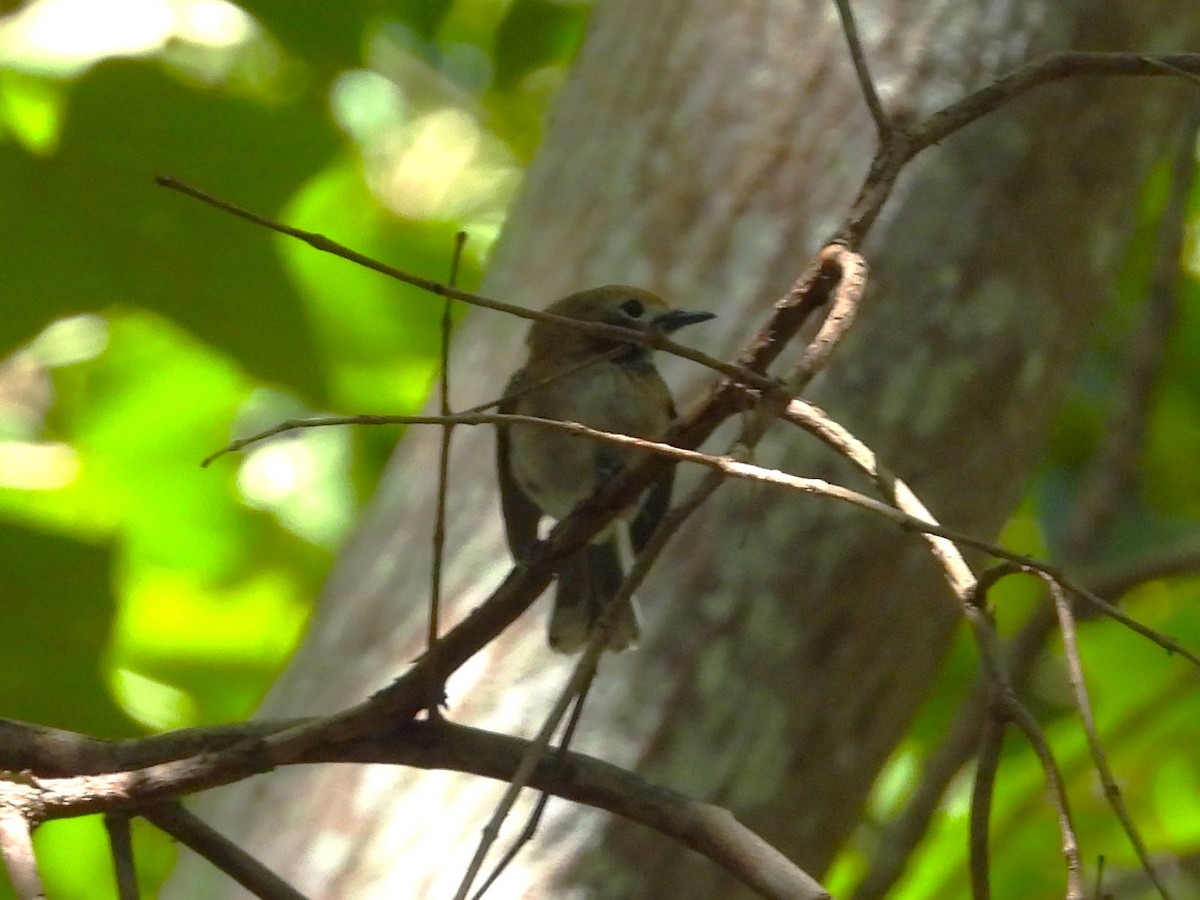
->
[916, 53, 1200, 150]
[141, 802, 309, 900]
[998, 694, 1085, 899]
[785, 249, 869, 392]
[0, 717, 307, 777]
[831, 0, 889, 135]
[0, 799, 43, 900]
[427, 230, 470, 718]
[11, 719, 828, 900]
[1046, 577, 1173, 900]
[969, 711, 1004, 900]
[156, 176, 772, 397]
[452, 637, 606, 900]
[839, 51, 1200, 243]
[104, 812, 138, 900]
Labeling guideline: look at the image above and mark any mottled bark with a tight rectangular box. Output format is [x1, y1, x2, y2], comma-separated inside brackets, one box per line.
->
[168, 1, 1200, 897]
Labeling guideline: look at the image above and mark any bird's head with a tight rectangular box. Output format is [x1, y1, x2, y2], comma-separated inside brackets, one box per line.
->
[526, 286, 715, 361]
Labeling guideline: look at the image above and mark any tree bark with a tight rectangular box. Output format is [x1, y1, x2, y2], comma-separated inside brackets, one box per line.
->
[167, 1, 1200, 897]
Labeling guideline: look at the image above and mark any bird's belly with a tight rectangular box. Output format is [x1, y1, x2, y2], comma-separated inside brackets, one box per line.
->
[510, 428, 599, 519]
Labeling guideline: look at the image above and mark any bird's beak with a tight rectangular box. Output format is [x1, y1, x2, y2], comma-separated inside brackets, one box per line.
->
[650, 309, 717, 333]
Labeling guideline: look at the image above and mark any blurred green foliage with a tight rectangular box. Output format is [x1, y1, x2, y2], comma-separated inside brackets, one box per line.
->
[0, 0, 590, 895]
[2, 1, 1199, 898]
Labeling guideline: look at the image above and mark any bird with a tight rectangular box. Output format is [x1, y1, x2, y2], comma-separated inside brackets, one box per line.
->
[495, 286, 715, 652]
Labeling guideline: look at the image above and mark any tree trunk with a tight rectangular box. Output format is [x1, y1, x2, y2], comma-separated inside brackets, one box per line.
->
[167, 1, 1200, 897]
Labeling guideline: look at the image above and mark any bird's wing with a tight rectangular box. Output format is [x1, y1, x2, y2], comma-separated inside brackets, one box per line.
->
[496, 370, 542, 560]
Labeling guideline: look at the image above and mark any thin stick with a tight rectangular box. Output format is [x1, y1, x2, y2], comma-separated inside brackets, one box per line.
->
[969, 711, 1004, 900]
[785, 246, 869, 393]
[1002, 696, 1085, 899]
[915, 53, 1200, 150]
[451, 632, 607, 900]
[457, 465, 724, 900]
[831, 0, 889, 135]
[426, 231, 469, 718]
[156, 176, 770, 394]
[462, 346, 624, 415]
[839, 51, 1200, 244]
[105, 811, 139, 900]
[0, 813, 44, 900]
[467, 667, 597, 900]
[141, 802, 310, 900]
[1046, 577, 1173, 899]
[203, 405, 1200, 670]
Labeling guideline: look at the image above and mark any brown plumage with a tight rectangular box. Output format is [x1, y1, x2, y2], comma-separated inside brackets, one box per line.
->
[495, 286, 714, 652]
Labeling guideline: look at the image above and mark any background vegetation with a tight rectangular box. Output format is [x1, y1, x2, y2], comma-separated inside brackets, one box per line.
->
[1, 1, 1198, 897]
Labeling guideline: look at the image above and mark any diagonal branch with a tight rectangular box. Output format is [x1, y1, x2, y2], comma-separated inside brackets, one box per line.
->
[104, 811, 138, 900]
[831, 0, 889, 135]
[141, 802, 309, 900]
[0, 803, 43, 900]
[1046, 577, 1173, 899]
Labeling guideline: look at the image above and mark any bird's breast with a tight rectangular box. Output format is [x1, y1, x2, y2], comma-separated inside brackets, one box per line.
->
[509, 363, 672, 520]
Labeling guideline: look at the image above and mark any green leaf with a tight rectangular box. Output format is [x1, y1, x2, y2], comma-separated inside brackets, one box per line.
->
[0, 58, 338, 397]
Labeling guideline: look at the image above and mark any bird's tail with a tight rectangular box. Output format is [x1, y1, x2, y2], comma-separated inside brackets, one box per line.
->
[548, 539, 640, 653]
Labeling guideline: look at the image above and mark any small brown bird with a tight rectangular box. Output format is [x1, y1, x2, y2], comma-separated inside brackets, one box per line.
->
[496, 286, 715, 652]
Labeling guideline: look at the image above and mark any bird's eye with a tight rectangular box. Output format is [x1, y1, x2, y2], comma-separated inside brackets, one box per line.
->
[619, 298, 645, 318]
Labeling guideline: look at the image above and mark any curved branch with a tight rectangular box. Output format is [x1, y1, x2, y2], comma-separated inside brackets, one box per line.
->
[12, 719, 830, 900]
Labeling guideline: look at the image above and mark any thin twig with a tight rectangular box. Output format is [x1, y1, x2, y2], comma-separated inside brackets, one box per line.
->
[459, 467, 726, 899]
[468, 685, 594, 900]
[105, 811, 139, 900]
[969, 710, 1004, 900]
[204, 406, 1200, 672]
[468, 788, 553, 900]
[1046, 576, 1173, 900]
[1139, 55, 1200, 88]
[852, 602, 1054, 900]
[462, 346, 624, 415]
[915, 53, 1200, 150]
[831, 0, 889, 135]
[426, 231, 469, 718]
[452, 635, 608, 900]
[140, 802, 309, 900]
[0, 811, 44, 900]
[1001, 695, 1085, 899]
[782, 398, 975, 598]
[785, 248, 869, 393]
[156, 176, 770, 394]
[839, 51, 1200, 244]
